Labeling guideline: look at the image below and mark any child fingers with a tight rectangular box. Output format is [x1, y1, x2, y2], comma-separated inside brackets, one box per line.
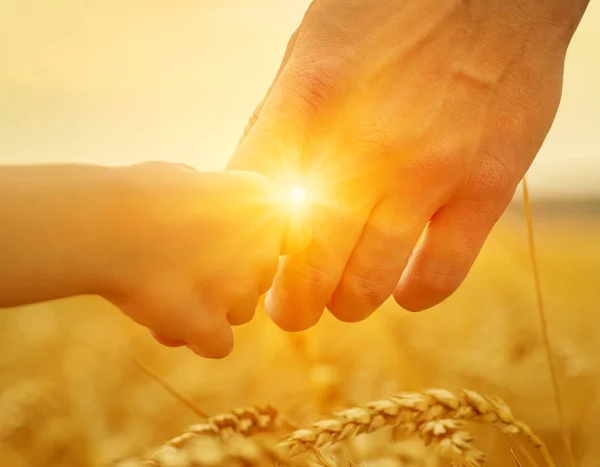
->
[150, 330, 186, 347]
[184, 311, 234, 359]
[223, 263, 279, 326]
[226, 291, 260, 326]
[136, 295, 235, 359]
[259, 260, 279, 296]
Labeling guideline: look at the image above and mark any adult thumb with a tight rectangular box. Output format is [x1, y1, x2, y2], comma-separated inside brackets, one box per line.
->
[227, 58, 339, 185]
[237, 29, 299, 147]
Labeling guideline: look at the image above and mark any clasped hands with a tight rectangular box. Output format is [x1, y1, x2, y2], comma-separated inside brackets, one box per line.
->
[117, 0, 585, 358]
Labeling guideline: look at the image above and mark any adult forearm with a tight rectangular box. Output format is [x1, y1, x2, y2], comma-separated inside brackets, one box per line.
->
[0, 164, 119, 308]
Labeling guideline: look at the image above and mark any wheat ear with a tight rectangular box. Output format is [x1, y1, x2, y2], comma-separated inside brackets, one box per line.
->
[161, 404, 279, 450]
[282, 389, 554, 467]
[115, 405, 282, 466]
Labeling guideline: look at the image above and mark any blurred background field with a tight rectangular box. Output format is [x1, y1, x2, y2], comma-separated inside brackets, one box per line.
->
[1, 1, 600, 466]
[1, 205, 600, 466]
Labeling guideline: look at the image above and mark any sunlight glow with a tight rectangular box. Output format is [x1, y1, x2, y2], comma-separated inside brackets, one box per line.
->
[290, 186, 306, 207]
[283, 185, 311, 253]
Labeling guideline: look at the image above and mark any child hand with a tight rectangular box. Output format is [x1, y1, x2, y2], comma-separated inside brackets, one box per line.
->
[104, 162, 292, 358]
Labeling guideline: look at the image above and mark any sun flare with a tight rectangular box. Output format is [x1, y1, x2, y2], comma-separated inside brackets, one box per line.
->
[290, 186, 306, 207]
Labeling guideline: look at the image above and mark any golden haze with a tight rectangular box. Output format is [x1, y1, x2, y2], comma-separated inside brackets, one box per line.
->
[0, 1, 600, 466]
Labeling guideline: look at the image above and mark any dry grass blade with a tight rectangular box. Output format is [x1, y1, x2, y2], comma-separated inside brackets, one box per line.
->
[508, 436, 541, 467]
[130, 355, 208, 419]
[522, 177, 574, 467]
[508, 443, 524, 467]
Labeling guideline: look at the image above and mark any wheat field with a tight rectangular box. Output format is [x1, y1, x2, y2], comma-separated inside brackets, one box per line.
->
[0, 199, 598, 467]
[1, 1, 600, 466]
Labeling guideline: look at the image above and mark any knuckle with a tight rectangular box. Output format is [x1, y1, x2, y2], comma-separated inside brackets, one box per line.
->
[341, 272, 389, 308]
[294, 66, 341, 106]
[468, 155, 517, 204]
[407, 144, 464, 193]
[356, 127, 398, 157]
[426, 146, 464, 180]
[416, 267, 462, 302]
[279, 62, 343, 119]
[289, 262, 337, 298]
[249, 106, 262, 125]
[241, 106, 262, 140]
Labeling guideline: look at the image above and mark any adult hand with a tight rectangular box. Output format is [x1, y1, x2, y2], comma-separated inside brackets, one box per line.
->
[229, 0, 588, 331]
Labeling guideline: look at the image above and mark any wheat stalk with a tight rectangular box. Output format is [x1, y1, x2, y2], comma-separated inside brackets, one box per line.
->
[282, 389, 554, 467]
[508, 442, 525, 467]
[522, 177, 574, 467]
[129, 356, 208, 419]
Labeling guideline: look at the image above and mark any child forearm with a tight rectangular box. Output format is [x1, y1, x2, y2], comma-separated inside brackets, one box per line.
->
[0, 164, 119, 308]
[0, 161, 291, 357]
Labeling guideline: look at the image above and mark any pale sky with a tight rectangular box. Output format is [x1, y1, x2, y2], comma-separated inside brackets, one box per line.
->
[0, 0, 598, 199]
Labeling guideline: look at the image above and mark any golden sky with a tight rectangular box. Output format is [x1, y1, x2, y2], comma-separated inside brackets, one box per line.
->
[0, 0, 598, 198]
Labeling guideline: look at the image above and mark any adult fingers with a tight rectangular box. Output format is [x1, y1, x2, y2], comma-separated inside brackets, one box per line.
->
[265, 194, 371, 332]
[281, 196, 313, 255]
[327, 195, 435, 322]
[228, 57, 347, 333]
[392, 55, 542, 312]
[393, 182, 516, 311]
[228, 39, 355, 332]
